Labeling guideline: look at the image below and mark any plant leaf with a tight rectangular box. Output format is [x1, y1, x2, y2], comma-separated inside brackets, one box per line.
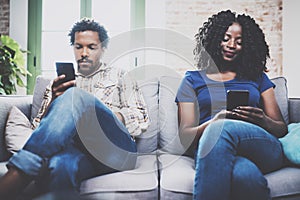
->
[16, 76, 25, 87]
[0, 87, 6, 95]
[0, 35, 31, 94]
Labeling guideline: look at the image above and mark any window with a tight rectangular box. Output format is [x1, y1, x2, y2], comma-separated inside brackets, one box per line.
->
[92, 0, 131, 37]
[40, 0, 131, 78]
[28, 0, 144, 93]
[41, 0, 80, 77]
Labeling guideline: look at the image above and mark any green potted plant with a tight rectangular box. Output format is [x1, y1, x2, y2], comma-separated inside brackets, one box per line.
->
[0, 35, 31, 94]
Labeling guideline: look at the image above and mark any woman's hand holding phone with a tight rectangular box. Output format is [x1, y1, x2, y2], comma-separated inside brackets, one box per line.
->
[229, 106, 268, 127]
[226, 90, 249, 120]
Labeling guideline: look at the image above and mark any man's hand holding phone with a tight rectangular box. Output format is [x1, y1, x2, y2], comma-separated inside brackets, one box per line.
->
[52, 62, 76, 99]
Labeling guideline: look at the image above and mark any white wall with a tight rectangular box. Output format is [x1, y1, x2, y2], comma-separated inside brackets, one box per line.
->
[9, 0, 28, 95]
[9, 0, 300, 97]
[283, 0, 300, 97]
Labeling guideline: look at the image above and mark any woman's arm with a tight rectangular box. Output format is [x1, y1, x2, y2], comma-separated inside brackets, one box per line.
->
[260, 88, 288, 137]
[231, 88, 287, 137]
[178, 102, 227, 150]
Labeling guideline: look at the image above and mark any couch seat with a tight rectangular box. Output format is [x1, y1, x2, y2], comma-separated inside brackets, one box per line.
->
[80, 154, 158, 199]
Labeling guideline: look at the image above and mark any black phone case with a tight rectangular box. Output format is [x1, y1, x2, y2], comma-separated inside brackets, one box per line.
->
[55, 62, 75, 83]
[226, 90, 249, 111]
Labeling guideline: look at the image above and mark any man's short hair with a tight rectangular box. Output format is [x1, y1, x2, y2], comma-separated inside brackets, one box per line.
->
[68, 18, 109, 48]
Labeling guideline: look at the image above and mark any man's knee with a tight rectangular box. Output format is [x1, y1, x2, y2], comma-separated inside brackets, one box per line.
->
[45, 153, 80, 190]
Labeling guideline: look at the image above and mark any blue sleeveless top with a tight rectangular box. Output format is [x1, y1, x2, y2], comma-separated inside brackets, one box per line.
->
[175, 70, 275, 125]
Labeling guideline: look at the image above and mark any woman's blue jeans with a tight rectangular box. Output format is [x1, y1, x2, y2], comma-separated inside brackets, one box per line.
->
[7, 87, 137, 192]
[193, 119, 284, 200]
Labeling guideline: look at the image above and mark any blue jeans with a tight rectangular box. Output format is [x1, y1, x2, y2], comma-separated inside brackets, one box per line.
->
[193, 119, 284, 200]
[7, 87, 137, 192]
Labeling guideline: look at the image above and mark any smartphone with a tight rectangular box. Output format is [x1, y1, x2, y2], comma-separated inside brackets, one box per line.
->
[55, 62, 75, 84]
[226, 90, 249, 111]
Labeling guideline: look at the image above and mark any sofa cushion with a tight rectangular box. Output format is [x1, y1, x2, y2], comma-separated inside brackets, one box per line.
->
[279, 123, 300, 165]
[0, 161, 8, 176]
[31, 75, 52, 122]
[80, 155, 158, 194]
[5, 106, 34, 154]
[159, 154, 300, 198]
[135, 77, 159, 153]
[30, 74, 159, 153]
[81, 189, 158, 200]
[159, 154, 194, 194]
[289, 98, 300, 123]
[157, 75, 289, 156]
[265, 167, 300, 198]
[159, 76, 185, 155]
[271, 77, 289, 124]
[0, 95, 33, 161]
[111, 66, 160, 153]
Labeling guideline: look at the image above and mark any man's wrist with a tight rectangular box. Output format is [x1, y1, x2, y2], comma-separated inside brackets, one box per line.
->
[115, 112, 125, 125]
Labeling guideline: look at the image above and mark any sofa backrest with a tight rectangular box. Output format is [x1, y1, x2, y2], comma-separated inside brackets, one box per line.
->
[26, 74, 291, 156]
[125, 65, 181, 154]
[271, 77, 289, 124]
[135, 77, 159, 153]
[31, 74, 161, 154]
[158, 75, 185, 155]
[31, 76, 53, 122]
[0, 95, 33, 161]
[156, 75, 290, 156]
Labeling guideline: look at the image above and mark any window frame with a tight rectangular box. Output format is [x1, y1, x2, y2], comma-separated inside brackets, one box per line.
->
[27, 0, 144, 94]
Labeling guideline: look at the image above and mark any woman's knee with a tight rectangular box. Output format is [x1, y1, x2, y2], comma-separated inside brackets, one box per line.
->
[231, 157, 270, 200]
[198, 119, 257, 151]
[200, 119, 236, 143]
[197, 120, 231, 158]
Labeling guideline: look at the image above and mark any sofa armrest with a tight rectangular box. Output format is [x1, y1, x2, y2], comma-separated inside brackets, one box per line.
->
[0, 95, 33, 161]
[289, 98, 300, 123]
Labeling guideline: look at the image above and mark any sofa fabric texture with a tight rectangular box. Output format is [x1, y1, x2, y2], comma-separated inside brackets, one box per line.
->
[5, 106, 33, 154]
[0, 74, 300, 199]
[0, 95, 32, 161]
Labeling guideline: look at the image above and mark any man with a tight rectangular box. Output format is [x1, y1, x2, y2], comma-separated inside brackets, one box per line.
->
[0, 18, 149, 199]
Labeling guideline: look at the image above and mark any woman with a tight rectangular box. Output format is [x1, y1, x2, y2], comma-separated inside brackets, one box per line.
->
[176, 10, 287, 200]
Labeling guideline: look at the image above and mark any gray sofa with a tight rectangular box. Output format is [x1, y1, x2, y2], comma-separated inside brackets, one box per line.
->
[1, 67, 300, 199]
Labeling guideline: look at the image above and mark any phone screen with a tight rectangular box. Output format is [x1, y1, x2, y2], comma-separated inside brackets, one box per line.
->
[55, 62, 75, 84]
[226, 90, 249, 111]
